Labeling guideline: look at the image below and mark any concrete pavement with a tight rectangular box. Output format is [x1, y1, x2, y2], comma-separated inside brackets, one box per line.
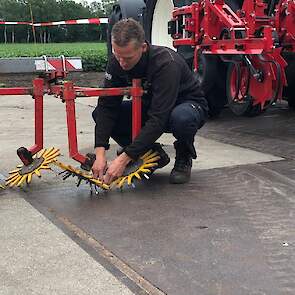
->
[0, 195, 134, 295]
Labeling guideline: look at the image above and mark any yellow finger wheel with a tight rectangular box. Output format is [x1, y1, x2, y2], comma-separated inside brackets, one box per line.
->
[112, 149, 160, 189]
[5, 147, 60, 188]
[54, 161, 109, 193]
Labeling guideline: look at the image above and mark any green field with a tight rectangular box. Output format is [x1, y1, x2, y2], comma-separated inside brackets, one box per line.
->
[0, 42, 108, 71]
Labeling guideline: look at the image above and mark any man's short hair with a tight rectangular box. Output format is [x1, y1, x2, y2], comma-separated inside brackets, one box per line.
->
[111, 18, 145, 48]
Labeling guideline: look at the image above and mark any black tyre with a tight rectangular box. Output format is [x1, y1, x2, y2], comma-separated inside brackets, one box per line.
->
[189, 52, 225, 117]
[226, 62, 264, 116]
[107, 4, 122, 58]
[206, 87, 228, 118]
[284, 54, 295, 109]
[195, 54, 219, 93]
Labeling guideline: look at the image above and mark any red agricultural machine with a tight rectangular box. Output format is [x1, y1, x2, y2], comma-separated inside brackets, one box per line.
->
[109, 0, 295, 116]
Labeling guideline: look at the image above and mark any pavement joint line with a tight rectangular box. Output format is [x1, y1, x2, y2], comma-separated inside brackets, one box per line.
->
[52, 210, 167, 295]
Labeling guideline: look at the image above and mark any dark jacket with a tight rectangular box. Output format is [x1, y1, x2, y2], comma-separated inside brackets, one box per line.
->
[93, 44, 208, 159]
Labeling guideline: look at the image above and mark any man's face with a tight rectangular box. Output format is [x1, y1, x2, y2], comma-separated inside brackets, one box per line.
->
[112, 41, 147, 71]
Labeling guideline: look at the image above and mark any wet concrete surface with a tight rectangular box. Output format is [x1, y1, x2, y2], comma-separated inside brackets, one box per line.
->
[1, 96, 295, 294]
[199, 103, 295, 160]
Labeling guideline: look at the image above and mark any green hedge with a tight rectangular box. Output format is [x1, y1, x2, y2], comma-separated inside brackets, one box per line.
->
[0, 42, 108, 72]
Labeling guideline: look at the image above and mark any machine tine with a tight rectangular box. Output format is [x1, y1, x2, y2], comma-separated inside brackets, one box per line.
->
[76, 177, 83, 187]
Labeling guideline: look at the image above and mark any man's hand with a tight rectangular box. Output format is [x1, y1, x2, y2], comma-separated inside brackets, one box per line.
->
[103, 152, 132, 184]
[92, 147, 107, 180]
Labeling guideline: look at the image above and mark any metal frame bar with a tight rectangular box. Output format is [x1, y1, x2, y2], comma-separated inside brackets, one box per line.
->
[30, 78, 44, 155]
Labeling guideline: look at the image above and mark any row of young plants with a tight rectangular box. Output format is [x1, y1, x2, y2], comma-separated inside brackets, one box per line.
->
[0, 42, 108, 72]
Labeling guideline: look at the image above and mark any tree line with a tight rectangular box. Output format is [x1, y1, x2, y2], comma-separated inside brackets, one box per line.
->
[0, 0, 117, 43]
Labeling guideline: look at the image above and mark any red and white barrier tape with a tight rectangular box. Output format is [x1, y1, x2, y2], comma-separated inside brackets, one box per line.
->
[35, 58, 83, 71]
[0, 21, 29, 25]
[0, 18, 108, 26]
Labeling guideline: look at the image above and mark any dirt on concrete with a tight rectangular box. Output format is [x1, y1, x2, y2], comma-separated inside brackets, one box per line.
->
[0, 72, 105, 88]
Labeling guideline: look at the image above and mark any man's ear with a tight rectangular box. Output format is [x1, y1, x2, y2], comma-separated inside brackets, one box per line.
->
[142, 42, 148, 52]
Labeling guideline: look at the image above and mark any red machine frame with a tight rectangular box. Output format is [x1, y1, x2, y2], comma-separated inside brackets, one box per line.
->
[170, 0, 295, 112]
[0, 73, 143, 167]
[172, 0, 294, 53]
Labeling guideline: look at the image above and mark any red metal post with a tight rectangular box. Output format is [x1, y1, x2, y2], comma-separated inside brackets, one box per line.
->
[63, 81, 87, 164]
[29, 78, 44, 155]
[131, 79, 142, 140]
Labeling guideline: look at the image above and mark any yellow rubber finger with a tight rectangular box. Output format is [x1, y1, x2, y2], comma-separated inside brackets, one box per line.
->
[140, 149, 153, 160]
[9, 176, 22, 187]
[138, 168, 151, 174]
[46, 148, 59, 157]
[6, 173, 20, 181]
[39, 164, 51, 170]
[143, 151, 159, 161]
[145, 156, 160, 164]
[43, 155, 60, 163]
[133, 172, 141, 180]
[27, 173, 32, 184]
[142, 163, 158, 168]
[89, 177, 109, 190]
[117, 176, 127, 188]
[38, 148, 46, 157]
[8, 168, 21, 174]
[35, 169, 41, 177]
[43, 151, 60, 160]
[42, 147, 55, 158]
[127, 174, 133, 185]
[17, 175, 27, 187]
[6, 174, 20, 185]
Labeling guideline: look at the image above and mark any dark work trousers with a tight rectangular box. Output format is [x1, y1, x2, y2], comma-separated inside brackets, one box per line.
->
[108, 100, 207, 158]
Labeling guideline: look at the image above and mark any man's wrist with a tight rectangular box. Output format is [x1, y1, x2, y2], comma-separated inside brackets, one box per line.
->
[95, 147, 106, 157]
[119, 152, 132, 165]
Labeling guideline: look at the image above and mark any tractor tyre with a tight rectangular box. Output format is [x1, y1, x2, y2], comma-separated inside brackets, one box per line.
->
[193, 53, 227, 117]
[284, 54, 295, 110]
[107, 4, 122, 58]
[223, 0, 264, 116]
[226, 61, 265, 117]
